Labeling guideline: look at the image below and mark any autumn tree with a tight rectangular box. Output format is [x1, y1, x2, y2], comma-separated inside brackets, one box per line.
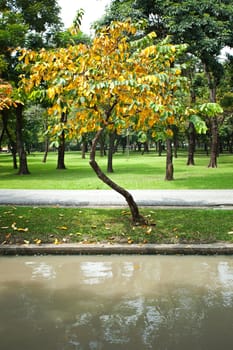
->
[19, 21, 187, 224]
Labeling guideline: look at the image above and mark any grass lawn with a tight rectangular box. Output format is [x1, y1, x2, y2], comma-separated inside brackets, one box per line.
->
[0, 150, 233, 189]
[0, 150, 232, 246]
[0, 206, 233, 245]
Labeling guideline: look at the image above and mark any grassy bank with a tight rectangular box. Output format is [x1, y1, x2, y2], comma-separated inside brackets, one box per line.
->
[0, 151, 233, 189]
[0, 206, 232, 245]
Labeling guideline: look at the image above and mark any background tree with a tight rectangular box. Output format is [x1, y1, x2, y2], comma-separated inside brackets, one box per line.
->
[0, 0, 64, 174]
[135, 0, 233, 167]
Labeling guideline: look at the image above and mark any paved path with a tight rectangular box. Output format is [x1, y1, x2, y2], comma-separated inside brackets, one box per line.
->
[0, 189, 232, 207]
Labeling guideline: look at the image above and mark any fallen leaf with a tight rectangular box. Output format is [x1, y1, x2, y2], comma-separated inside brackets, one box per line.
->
[57, 226, 68, 230]
[17, 227, 28, 232]
[34, 239, 41, 245]
[146, 227, 152, 235]
[24, 240, 30, 245]
[1, 226, 9, 229]
[127, 237, 133, 244]
[11, 222, 17, 230]
[54, 238, 61, 245]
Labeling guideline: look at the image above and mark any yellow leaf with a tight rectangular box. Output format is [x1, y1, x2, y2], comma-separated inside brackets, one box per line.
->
[47, 87, 56, 100]
[11, 222, 17, 230]
[34, 239, 41, 245]
[146, 228, 152, 235]
[17, 227, 29, 232]
[57, 226, 68, 230]
[24, 240, 30, 245]
[54, 238, 61, 245]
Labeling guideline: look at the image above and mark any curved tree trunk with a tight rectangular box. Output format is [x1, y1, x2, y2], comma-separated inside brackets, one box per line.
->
[165, 138, 174, 181]
[186, 121, 196, 165]
[90, 128, 146, 225]
[16, 104, 30, 175]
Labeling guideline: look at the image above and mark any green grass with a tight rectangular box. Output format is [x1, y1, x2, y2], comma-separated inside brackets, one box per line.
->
[0, 206, 232, 245]
[0, 151, 233, 189]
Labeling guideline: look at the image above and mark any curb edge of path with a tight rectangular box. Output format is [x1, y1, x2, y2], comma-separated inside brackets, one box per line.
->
[1, 243, 233, 256]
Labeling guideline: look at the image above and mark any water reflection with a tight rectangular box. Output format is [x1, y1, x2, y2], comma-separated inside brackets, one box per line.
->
[0, 255, 233, 350]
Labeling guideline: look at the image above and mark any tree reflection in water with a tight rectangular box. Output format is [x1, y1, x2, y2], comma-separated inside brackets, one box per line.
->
[0, 255, 233, 350]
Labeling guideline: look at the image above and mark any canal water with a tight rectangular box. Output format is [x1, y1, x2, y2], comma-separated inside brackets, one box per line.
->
[0, 255, 233, 350]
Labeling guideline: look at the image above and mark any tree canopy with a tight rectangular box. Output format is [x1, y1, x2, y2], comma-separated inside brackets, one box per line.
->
[19, 21, 188, 222]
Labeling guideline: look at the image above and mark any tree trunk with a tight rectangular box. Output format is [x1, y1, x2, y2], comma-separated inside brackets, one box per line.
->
[56, 131, 66, 169]
[208, 116, 218, 168]
[157, 140, 163, 156]
[186, 121, 196, 165]
[81, 138, 87, 159]
[165, 138, 174, 180]
[204, 65, 218, 168]
[90, 128, 146, 225]
[173, 126, 179, 158]
[2, 109, 18, 169]
[99, 133, 106, 156]
[107, 131, 116, 173]
[42, 137, 49, 163]
[16, 104, 30, 175]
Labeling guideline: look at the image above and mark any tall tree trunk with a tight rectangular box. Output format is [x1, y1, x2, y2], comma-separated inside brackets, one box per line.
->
[90, 128, 146, 225]
[0, 125, 4, 147]
[16, 104, 30, 175]
[208, 116, 218, 168]
[42, 115, 49, 163]
[56, 112, 67, 169]
[99, 133, 106, 156]
[2, 109, 18, 169]
[107, 131, 116, 173]
[81, 138, 87, 159]
[186, 121, 196, 165]
[157, 140, 163, 156]
[56, 131, 66, 169]
[165, 138, 174, 181]
[173, 126, 179, 158]
[205, 66, 218, 167]
[42, 137, 49, 163]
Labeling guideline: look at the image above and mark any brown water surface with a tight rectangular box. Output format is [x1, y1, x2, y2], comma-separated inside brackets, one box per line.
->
[0, 255, 233, 349]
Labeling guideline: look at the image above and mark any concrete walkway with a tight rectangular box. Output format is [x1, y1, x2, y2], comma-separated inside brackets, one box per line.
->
[0, 189, 233, 207]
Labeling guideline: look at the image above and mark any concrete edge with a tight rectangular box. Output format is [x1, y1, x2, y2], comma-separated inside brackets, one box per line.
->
[1, 243, 233, 255]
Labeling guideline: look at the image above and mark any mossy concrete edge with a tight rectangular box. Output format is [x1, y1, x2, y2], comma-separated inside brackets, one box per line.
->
[1, 243, 233, 255]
